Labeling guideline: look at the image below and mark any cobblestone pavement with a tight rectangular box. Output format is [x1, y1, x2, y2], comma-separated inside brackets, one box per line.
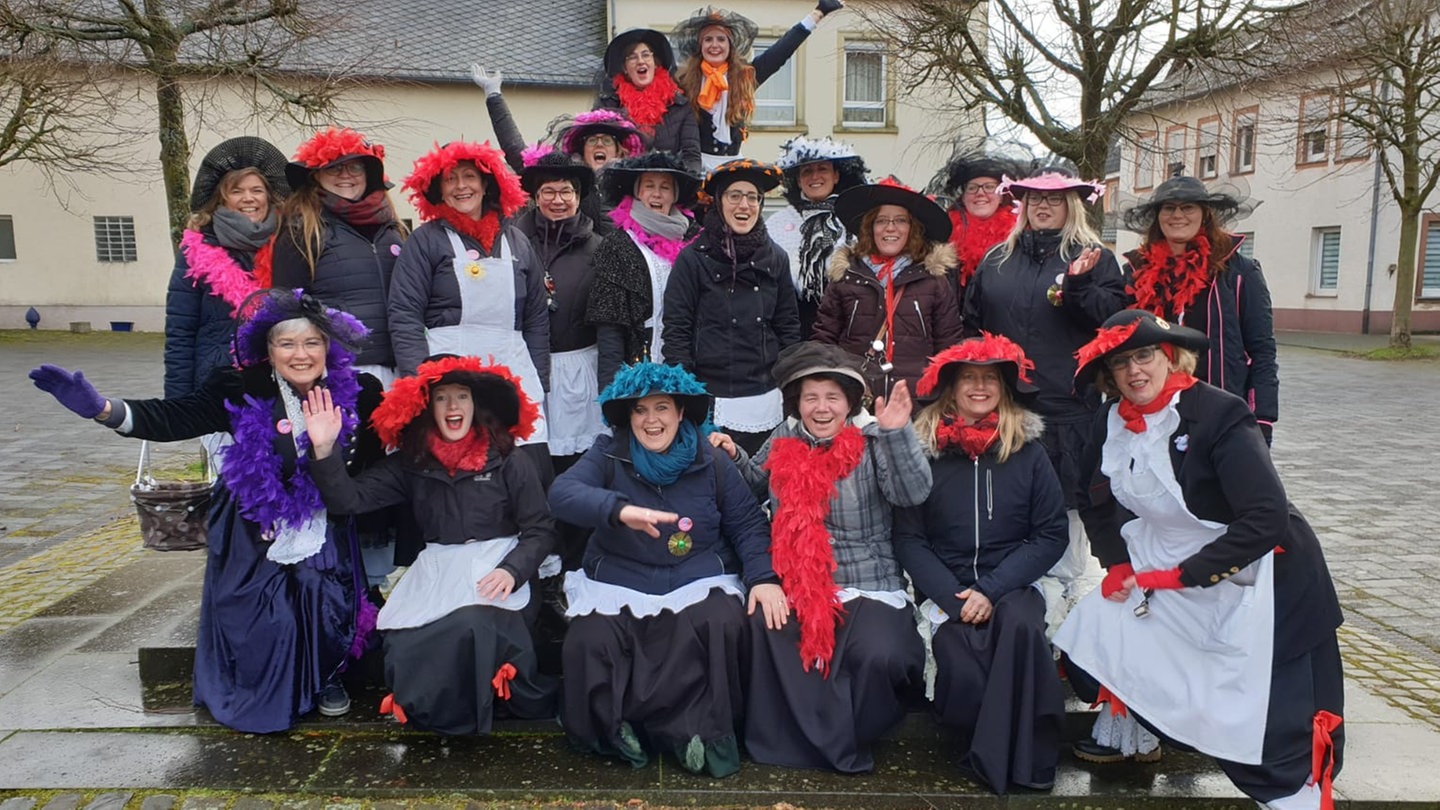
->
[3, 333, 1440, 732]
[3, 795, 660, 810]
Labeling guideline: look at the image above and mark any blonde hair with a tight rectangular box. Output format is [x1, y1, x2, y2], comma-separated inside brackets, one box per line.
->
[915, 370, 1027, 463]
[992, 189, 1103, 266]
[187, 169, 274, 231]
[1093, 345, 1199, 398]
[277, 182, 407, 279]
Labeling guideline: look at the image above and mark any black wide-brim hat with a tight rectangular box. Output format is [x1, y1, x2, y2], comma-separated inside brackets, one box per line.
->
[673, 7, 759, 61]
[191, 136, 290, 213]
[1073, 309, 1211, 385]
[702, 158, 783, 201]
[1121, 175, 1255, 232]
[599, 151, 702, 208]
[604, 28, 677, 76]
[521, 151, 596, 199]
[943, 155, 1022, 197]
[772, 341, 867, 418]
[835, 180, 952, 243]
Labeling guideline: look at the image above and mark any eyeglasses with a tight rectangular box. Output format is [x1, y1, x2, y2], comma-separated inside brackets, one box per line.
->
[270, 338, 327, 354]
[539, 187, 577, 201]
[625, 49, 655, 63]
[874, 215, 911, 229]
[1025, 192, 1067, 207]
[964, 182, 1000, 196]
[1159, 202, 1201, 217]
[584, 134, 617, 147]
[1105, 345, 1159, 371]
[723, 190, 762, 205]
[319, 161, 365, 178]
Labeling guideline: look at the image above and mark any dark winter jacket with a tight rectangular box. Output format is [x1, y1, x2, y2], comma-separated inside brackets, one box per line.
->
[893, 410, 1068, 620]
[1123, 238, 1279, 424]
[1079, 383, 1342, 664]
[163, 230, 255, 398]
[549, 432, 777, 595]
[661, 229, 803, 398]
[593, 85, 703, 174]
[689, 20, 812, 158]
[587, 218, 703, 389]
[513, 209, 603, 353]
[387, 219, 550, 380]
[271, 214, 402, 369]
[812, 242, 965, 396]
[310, 445, 555, 585]
[485, 94, 615, 237]
[963, 230, 1128, 422]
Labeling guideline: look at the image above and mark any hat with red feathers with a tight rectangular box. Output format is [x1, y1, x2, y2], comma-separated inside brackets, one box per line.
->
[1073, 309, 1208, 385]
[917, 332, 1037, 400]
[370, 355, 539, 449]
[287, 127, 389, 196]
[402, 141, 527, 224]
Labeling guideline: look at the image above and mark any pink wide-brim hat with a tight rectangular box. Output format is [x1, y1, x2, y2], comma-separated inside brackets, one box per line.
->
[999, 171, 1106, 204]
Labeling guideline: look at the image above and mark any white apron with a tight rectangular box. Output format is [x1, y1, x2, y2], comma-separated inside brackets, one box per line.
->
[547, 345, 606, 456]
[1053, 402, 1275, 765]
[426, 228, 547, 445]
[376, 537, 531, 630]
[636, 239, 673, 365]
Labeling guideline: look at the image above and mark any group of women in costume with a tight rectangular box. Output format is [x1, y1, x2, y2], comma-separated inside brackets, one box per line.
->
[28, 4, 1341, 808]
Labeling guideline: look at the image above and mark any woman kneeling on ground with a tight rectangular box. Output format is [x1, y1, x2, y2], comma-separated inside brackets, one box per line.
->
[712, 341, 929, 773]
[305, 354, 557, 735]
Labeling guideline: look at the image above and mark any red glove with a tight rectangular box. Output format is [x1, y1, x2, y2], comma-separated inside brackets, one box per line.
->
[1133, 567, 1185, 590]
[1100, 562, 1135, 598]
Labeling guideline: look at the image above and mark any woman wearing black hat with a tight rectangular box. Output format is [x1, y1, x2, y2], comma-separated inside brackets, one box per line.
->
[1055, 309, 1343, 809]
[671, 3, 845, 169]
[594, 28, 702, 173]
[939, 152, 1022, 299]
[31, 289, 386, 732]
[711, 342, 928, 773]
[1121, 175, 1277, 442]
[586, 152, 703, 389]
[305, 355, 557, 735]
[662, 159, 802, 454]
[165, 136, 289, 403]
[812, 178, 964, 396]
[272, 128, 405, 387]
[894, 333, 1069, 794]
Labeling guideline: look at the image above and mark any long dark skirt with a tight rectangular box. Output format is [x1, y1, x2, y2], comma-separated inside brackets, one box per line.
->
[561, 589, 747, 776]
[932, 587, 1064, 793]
[744, 597, 924, 772]
[383, 604, 556, 735]
[195, 486, 357, 734]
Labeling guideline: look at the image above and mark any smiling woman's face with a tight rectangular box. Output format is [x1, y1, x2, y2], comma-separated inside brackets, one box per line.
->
[630, 394, 683, 452]
[430, 383, 475, 442]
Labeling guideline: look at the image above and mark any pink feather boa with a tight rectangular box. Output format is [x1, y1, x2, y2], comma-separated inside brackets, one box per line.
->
[607, 197, 694, 263]
[180, 229, 270, 315]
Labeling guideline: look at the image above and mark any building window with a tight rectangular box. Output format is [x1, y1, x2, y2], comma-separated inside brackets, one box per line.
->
[1298, 94, 1331, 166]
[1164, 126, 1187, 176]
[1419, 216, 1440, 299]
[1311, 227, 1340, 294]
[93, 216, 137, 263]
[1195, 117, 1221, 180]
[0, 215, 15, 261]
[1232, 108, 1257, 174]
[1102, 179, 1119, 244]
[842, 42, 887, 127]
[1336, 92, 1370, 162]
[1235, 231, 1255, 260]
[1135, 132, 1157, 191]
[752, 38, 797, 127]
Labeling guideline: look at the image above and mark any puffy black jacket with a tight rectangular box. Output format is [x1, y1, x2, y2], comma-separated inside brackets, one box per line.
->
[387, 219, 550, 380]
[513, 209, 603, 353]
[661, 229, 802, 398]
[163, 231, 255, 398]
[271, 214, 402, 368]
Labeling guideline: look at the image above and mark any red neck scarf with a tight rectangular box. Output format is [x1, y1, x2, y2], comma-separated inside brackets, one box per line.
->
[612, 68, 681, 133]
[869, 255, 900, 362]
[1126, 235, 1212, 318]
[1117, 372, 1197, 433]
[935, 413, 999, 459]
[319, 189, 395, 229]
[949, 207, 1017, 285]
[762, 425, 867, 674]
[437, 208, 501, 254]
[427, 429, 491, 475]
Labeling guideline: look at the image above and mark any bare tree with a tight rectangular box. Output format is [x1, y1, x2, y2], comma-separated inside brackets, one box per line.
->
[0, 0, 353, 244]
[852, 0, 1279, 185]
[1325, 0, 1440, 349]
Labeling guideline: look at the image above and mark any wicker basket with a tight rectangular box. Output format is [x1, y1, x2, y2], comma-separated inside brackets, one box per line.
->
[131, 441, 212, 552]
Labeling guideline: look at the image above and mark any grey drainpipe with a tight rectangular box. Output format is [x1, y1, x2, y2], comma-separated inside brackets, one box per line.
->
[1361, 75, 1391, 335]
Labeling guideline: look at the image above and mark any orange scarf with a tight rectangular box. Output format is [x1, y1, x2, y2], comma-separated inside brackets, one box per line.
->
[697, 61, 729, 111]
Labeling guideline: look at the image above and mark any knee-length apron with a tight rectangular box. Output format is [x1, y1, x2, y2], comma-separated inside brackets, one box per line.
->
[1054, 404, 1275, 765]
[427, 228, 547, 445]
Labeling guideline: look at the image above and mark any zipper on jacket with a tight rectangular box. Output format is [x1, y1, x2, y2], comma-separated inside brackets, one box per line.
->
[972, 457, 981, 584]
[845, 300, 860, 335]
[986, 469, 993, 521]
[914, 300, 928, 337]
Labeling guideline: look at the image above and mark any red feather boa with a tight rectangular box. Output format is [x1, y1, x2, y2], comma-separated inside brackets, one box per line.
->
[612, 68, 680, 133]
[762, 425, 866, 675]
[434, 208, 502, 254]
[427, 429, 492, 475]
[935, 413, 1000, 459]
[948, 207, 1017, 285]
[1126, 236, 1212, 318]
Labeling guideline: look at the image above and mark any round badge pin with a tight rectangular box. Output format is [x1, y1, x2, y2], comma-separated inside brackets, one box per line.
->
[678, 517, 693, 532]
[667, 531, 693, 557]
[276, 418, 292, 435]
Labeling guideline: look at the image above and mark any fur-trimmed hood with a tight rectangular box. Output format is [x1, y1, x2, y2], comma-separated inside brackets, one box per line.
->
[827, 241, 957, 283]
[919, 407, 1045, 460]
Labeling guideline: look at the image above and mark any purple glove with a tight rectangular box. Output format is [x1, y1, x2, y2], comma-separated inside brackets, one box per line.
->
[29, 364, 107, 419]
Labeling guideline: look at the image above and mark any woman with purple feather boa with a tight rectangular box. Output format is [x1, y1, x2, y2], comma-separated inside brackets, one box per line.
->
[29, 288, 386, 733]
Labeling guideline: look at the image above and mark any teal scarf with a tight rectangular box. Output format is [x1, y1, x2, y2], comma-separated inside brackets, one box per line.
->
[629, 421, 699, 486]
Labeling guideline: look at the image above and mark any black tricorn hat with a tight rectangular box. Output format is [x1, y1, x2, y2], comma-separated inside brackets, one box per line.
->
[1073, 308, 1211, 385]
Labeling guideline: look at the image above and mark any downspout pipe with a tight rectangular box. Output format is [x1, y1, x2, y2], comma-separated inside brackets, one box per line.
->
[1361, 75, 1391, 335]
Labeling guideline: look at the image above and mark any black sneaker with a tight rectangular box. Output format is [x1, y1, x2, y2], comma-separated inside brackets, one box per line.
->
[317, 682, 351, 717]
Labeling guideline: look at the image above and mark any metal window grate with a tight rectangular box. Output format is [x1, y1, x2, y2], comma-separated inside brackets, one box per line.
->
[94, 216, 137, 263]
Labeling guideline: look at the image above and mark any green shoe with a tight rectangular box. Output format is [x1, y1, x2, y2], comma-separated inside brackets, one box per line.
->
[681, 734, 706, 773]
[615, 721, 648, 769]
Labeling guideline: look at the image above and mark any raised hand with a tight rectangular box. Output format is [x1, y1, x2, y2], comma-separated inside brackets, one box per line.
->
[29, 364, 106, 419]
[1067, 247, 1102, 277]
[618, 504, 680, 539]
[471, 65, 503, 97]
[816, 0, 844, 16]
[302, 387, 343, 458]
[708, 431, 739, 460]
[872, 379, 913, 430]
